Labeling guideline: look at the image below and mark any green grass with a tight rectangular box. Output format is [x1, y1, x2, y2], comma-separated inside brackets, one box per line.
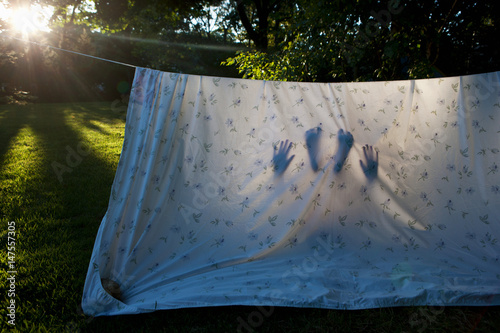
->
[0, 102, 498, 332]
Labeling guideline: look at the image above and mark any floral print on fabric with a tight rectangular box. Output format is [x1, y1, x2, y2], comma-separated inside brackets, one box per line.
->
[82, 69, 500, 316]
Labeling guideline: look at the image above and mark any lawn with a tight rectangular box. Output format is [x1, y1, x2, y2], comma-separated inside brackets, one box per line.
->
[0, 102, 498, 332]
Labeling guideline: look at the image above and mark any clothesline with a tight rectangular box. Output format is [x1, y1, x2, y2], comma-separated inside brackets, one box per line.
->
[1, 33, 138, 69]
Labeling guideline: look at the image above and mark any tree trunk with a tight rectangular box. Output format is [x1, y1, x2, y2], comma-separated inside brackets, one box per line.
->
[235, 0, 269, 51]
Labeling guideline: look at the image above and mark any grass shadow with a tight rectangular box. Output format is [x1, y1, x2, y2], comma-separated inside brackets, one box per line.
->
[0, 102, 126, 331]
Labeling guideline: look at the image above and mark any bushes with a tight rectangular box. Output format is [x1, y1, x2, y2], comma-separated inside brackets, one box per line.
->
[0, 89, 38, 105]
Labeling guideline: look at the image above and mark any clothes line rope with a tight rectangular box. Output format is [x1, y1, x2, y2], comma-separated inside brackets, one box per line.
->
[2, 33, 138, 69]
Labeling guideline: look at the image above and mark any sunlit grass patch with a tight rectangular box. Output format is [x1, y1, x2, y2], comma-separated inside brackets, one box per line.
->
[0, 126, 50, 219]
[0, 102, 125, 331]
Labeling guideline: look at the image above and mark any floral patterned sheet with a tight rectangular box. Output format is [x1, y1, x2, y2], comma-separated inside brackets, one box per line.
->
[82, 68, 500, 316]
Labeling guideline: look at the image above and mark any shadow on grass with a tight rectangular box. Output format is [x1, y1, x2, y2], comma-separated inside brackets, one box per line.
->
[0, 102, 126, 330]
[0, 102, 124, 218]
[81, 305, 500, 333]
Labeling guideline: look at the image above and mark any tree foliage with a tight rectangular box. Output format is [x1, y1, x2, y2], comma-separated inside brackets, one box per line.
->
[1, 0, 499, 103]
[226, 0, 500, 82]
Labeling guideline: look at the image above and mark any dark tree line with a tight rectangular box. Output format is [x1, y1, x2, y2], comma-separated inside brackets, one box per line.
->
[226, 0, 500, 81]
[1, 0, 499, 102]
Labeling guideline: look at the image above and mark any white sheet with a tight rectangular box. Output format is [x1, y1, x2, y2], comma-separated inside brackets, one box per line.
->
[82, 68, 500, 316]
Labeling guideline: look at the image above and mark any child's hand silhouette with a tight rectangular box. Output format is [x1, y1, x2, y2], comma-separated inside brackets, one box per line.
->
[273, 140, 295, 175]
[360, 144, 378, 180]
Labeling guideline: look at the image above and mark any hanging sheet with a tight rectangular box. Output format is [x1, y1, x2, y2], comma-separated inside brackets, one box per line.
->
[82, 68, 500, 316]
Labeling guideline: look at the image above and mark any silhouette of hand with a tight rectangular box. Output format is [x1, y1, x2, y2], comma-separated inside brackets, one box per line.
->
[360, 144, 378, 180]
[273, 140, 295, 174]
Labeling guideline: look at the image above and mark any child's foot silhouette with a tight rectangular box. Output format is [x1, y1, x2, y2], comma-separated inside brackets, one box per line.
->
[333, 129, 353, 173]
[305, 126, 322, 172]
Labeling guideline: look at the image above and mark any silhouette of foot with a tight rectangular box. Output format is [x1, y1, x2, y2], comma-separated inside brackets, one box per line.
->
[305, 126, 322, 172]
[360, 144, 378, 180]
[333, 129, 353, 173]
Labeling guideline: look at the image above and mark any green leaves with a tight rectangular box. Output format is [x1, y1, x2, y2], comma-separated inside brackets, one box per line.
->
[223, 50, 302, 81]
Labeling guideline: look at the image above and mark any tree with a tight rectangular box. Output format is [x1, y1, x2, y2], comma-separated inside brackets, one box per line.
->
[3, 0, 499, 101]
[224, 0, 500, 82]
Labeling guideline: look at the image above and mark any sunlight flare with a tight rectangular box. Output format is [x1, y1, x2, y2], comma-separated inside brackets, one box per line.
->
[0, 2, 53, 35]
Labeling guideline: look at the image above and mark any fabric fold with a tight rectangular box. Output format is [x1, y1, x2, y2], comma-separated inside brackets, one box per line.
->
[83, 68, 500, 316]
